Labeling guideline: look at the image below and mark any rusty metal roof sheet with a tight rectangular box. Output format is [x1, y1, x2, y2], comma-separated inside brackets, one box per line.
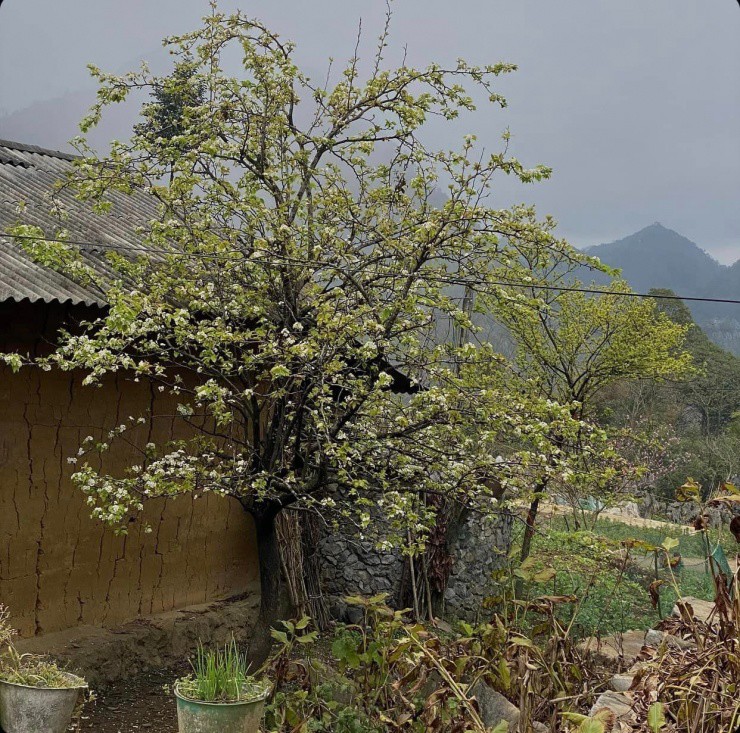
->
[0, 139, 158, 307]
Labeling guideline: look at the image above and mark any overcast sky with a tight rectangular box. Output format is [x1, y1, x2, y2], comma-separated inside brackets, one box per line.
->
[1, 1, 738, 260]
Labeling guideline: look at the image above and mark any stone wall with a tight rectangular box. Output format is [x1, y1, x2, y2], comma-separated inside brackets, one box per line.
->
[318, 532, 404, 620]
[318, 509, 513, 622]
[0, 300, 259, 637]
[639, 491, 739, 528]
[442, 510, 513, 620]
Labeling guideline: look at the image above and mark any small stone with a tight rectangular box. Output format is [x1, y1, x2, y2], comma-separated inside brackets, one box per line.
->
[470, 681, 520, 729]
[578, 629, 646, 667]
[346, 606, 364, 625]
[609, 674, 634, 692]
[435, 619, 453, 634]
[329, 600, 347, 621]
[589, 691, 634, 721]
[645, 628, 694, 650]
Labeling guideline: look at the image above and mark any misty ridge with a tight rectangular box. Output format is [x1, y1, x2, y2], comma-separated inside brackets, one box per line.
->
[584, 223, 740, 355]
[0, 47, 171, 154]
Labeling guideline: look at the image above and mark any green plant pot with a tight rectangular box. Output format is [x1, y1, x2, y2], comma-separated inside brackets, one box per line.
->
[174, 684, 268, 733]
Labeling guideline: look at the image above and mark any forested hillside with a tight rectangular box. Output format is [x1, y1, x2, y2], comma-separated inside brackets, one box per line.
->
[597, 289, 740, 499]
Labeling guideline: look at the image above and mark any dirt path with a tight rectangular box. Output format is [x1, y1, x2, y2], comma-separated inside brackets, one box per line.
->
[597, 510, 683, 530]
[76, 669, 181, 732]
[542, 503, 692, 531]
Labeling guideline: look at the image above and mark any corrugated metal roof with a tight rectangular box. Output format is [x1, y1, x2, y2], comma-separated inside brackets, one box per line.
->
[0, 139, 159, 307]
[0, 142, 420, 392]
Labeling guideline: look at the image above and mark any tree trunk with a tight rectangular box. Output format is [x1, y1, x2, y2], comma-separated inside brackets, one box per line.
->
[246, 507, 284, 669]
[514, 495, 541, 599]
[519, 496, 540, 564]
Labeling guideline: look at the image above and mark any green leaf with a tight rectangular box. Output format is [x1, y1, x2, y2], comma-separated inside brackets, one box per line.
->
[561, 713, 588, 724]
[490, 722, 509, 733]
[661, 537, 679, 552]
[269, 364, 291, 379]
[331, 635, 360, 668]
[647, 702, 666, 732]
[296, 632, 318, 644]
[497, 657, 511, 691]
[459, 622, 474, 636]
[509, 635, 534, 648]
[532, 567, 557, 583]
[579, 720, 605, 733]
[270, 629, 288, 644]
[518, 556, 538, 571]
[676, 478, 701, 503]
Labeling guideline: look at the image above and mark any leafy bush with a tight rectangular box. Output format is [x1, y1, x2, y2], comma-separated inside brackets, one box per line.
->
[264, 594, 601, 732]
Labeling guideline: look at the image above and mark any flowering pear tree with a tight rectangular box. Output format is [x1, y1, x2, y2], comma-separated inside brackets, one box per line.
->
[9, 7, 602, 653]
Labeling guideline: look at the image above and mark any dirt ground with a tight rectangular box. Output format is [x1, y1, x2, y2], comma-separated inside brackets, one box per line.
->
[75, 668, 184, 732]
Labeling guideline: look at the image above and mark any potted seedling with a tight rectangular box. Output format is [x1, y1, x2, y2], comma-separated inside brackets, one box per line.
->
[0, 607, 88, 733]
[174, 638, 270, 733]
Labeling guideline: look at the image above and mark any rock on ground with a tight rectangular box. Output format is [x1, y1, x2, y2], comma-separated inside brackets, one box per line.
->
[609, 674, 634, 692]
[470, 681, 520, 729]
[469, 681, 547, 732]
[578, 629, 647, 667]
[590, 690, 635, 722]
[645, 628, 695, 650]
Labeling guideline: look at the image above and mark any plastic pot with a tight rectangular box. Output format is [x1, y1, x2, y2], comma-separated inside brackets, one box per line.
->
[0, 673, 87, 733]
[174, 684, 268, 733]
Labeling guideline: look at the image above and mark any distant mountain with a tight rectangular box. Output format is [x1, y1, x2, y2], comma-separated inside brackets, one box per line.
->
[585, 223, 724, 295]
[585, 223, 740, 354]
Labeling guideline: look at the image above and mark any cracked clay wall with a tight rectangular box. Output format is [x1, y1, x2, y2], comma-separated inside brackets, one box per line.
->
[0, 300, 259, 637]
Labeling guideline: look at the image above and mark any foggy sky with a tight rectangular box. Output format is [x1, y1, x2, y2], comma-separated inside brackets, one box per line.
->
[1, 1, 738, 261]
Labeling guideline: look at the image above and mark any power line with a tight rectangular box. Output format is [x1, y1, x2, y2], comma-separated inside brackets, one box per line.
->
[5, 231, 740, 306]
[480, 281, 740, 306]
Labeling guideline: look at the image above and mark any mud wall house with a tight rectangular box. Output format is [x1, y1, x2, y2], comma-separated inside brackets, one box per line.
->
[0, 140, 259, 638]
